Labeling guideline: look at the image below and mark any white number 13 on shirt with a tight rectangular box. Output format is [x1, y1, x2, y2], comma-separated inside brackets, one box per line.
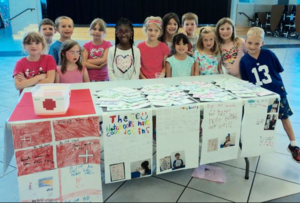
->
[251, 65, 272, 86]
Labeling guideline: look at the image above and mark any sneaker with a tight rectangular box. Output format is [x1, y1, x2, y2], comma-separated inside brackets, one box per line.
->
[287, 144, 300, 163]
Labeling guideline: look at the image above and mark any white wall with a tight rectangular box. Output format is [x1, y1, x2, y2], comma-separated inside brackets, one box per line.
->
[9, 0, 42, 34]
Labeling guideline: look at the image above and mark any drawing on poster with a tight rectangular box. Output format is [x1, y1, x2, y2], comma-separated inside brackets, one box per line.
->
[38, 177, 53, 187]
[171, 151, 186, 170]
[130, 159, 151, 179]
[260, 136, 275, 147]
[160, 156, 171, 172]
[264, 114, 277, 131]
[208, 138, 218, 152]
[12, 121, 52, 149]
[220, 133, 236, 149]
[200, 107, 204, 142]
[267, 98, 279, 113]
[110, 163, 125, 182]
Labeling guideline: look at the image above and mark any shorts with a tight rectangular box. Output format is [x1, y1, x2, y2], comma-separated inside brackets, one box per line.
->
[279, 97, 293, 120]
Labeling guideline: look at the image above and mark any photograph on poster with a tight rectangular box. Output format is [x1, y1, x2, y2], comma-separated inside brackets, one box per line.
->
[171, 151, 186, 170]
[220, 133, 236, 149]
[159, 156, 172, 172]
[267, 98, 279, 113]
[130, 159, 151, 179]
[200, 107, 204, 142]
[110, 163, 125, 182]
[208, 138, 218, 152]
[264, 114, 277, 130]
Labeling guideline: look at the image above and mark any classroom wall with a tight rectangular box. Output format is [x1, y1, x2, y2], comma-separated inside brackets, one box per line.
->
[8, 0, 42, 34]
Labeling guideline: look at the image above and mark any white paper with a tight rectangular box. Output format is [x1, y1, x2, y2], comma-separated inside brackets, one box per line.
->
[103, 110, 153, 183]
[156, 104, 200, 175]
[200, 100, 243, 165]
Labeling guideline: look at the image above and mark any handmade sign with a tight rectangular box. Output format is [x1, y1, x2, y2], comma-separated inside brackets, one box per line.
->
[102, 110, 153, 183]
[11, 116, 103, 202]
[156, 104, 200, 175]
[200, 100, 243, 165]
[241, 97, 280, 157]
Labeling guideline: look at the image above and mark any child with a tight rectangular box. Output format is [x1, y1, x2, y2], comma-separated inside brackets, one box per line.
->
[216, 17, 247, 78]
[265, 115, 271, 130]
[223, 134, 231, 148]
[194, 27, 221, 75]
[240, 27, 300, 162]
[13, 32, 56, 93]
[82, 18, 112, 82]
[107, 18, 141, 80]
[138, 16, 170, 79]
[173, 153, 184, 169]
[55, 40, 90, 83]
[159, 13, 180, 56]
[166, 33, 198, 77]
[38, 18, 56, 54]
[137, 161, 150, 176]
[182, 12, 199, 55]
[49, 16, 74, 64]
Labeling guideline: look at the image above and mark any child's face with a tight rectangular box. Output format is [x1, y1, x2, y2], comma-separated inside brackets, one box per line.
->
[91, 24, 105, 41]
[246, 35, 264, 56]
[39, 25, 55, 41]
[58, 19, 74, 39]
[166, 18, 178, 36]
[65, 45, 81, 63]
[202, 32, 215, 50]
[175, 155, 180, 159]
[25, 41, 43, 56]
[218, 23, 233, 41]
[174, 39, 188, 55]
[183, 19, 197, 36]
[146, 23, 161, 41]
[116, 25, 132, 44]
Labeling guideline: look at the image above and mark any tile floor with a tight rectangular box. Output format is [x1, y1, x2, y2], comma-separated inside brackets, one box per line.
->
[0, 27, 300, 202]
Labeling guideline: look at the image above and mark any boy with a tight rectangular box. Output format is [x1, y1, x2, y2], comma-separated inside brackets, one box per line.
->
[173, 153, 184, 169]
[240, 27, 300, 162]
[38, 18, 56, 54]
[182, 12, 198, 55]
[49, 16, 74, 64]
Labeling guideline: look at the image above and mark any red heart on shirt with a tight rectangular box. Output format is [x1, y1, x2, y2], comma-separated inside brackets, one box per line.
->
[90, 48, 104, 58]
[115, 55, 133, 73]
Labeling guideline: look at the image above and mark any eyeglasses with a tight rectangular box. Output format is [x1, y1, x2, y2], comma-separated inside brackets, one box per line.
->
[116, 30, 131, 35]
[67, 51, 81, 55]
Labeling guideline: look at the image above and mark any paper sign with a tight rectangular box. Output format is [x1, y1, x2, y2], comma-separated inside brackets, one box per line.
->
[102, 110, 153, 183]
[156, 105, 200, 175]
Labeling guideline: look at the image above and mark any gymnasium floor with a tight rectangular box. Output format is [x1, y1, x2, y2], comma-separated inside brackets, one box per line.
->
[0, 27, 300, 202]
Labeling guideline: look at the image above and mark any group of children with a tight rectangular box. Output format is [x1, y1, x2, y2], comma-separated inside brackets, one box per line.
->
[12, 13, 300, 162]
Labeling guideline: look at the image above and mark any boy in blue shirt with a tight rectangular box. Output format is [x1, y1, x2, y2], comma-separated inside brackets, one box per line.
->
[240, 27, 300, 163]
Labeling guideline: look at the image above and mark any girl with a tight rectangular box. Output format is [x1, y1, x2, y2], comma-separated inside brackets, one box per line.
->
[55, 40, 90, 83]
[13, 32, 56, 94]
[137, 161, 150, 176]
[194, 27, 221, 75]
[159, 13, 180, 56]
[216, 18, 247, 78]
[82, 18, 112, 82]
[166, 33, 198, 77]
[107, 18, 141, 80]
[138, 16, 170, 79]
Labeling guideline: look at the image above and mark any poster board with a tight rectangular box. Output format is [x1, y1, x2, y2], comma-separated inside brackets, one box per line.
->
[11, 116, 103, 202]
[241, 97, 280, 157]
[102, 110, 153, 183]
[200, 100, 243, 165]
[156, 104, 200, 175]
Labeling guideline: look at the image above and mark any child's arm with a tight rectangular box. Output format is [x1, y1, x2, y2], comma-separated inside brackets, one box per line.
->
[55, 72, 60, 83]
[131, 48, 141, 80]
[82, 48, 103, 69]
[107, 49, 117, 81]
[83, 67, 90, 82]
[166, 61, 172, 77]
[87, 49, 109, 65]
[161, 55, 168, 74]
[139, 72, 147, 79]
[14, 73, 46, 90]
[218, 61, 222, 74]
[193, 62, 199, 76]
[37, 70, 56, 84]
[239, 60, 248, 81]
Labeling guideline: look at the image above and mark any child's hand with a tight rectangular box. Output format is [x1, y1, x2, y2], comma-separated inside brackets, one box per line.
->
[16, 73, 26, 82]
[186, 50, 194, 56]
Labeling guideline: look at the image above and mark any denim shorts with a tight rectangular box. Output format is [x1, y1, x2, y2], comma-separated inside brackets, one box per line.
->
[279, 97, 294, 119]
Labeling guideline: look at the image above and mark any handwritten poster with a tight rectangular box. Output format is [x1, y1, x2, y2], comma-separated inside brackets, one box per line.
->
[11, 117, 103, 202]
[102, 110, 153, 183]
[156, 105, 200, 175]
[200, 101, 243, 165]
[241, 97, 279, 157]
